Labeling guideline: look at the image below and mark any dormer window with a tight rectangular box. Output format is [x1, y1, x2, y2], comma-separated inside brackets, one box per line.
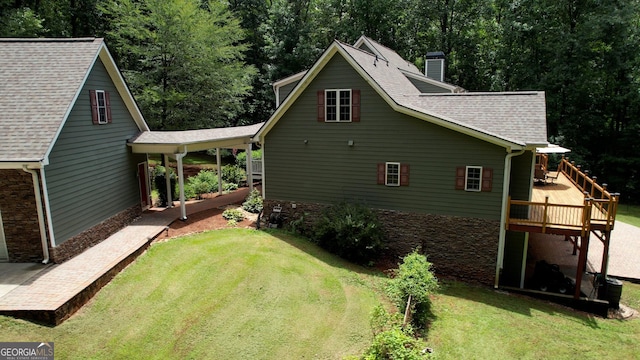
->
[89, 89, 112, 125]
[317, 89, 360, 122]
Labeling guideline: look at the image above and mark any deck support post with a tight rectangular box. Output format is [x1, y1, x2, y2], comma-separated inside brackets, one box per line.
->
[600, 231, 611, 280]
[574, 233, 590, 299]
[164, 154, 172, 208]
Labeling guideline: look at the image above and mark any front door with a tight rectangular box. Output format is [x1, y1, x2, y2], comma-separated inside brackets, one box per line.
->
[0, 208, 8, 261]
[138, 162, 151, 209]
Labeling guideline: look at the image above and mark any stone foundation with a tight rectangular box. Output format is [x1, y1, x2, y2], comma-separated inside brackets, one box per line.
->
[264, 199, 500, 285]
[49, 204, 142, 263]
[0, 170, 44, 262]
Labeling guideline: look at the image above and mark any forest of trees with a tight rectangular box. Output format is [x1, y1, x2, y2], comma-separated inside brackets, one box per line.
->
[1, 0, 639, 201]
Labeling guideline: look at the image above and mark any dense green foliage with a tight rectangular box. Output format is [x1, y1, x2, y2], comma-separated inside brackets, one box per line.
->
[312, 202, 384, 264]
[2, 0, 639, 199]
[151, 165, 176, 207]
[221, 164, 246, 184]
[222, 208, 244, 222]
[387, 251, 439, 329]
[352, 305, 430, 360]
[183, 170, 218, 199]
[242, 189, 263, 213]
[235, 149, 262, 167]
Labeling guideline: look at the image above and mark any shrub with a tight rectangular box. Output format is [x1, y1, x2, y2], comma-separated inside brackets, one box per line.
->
[235, 149, 262, 166]
[184, 170, 218, 199]
[312, 202, 384, 264]
[152, 165, 177, 207]
[223, 182, 238, 192]
[222, 208, 244, 222]
[363, 328, 430, 360]
[387, 251, 438, 329]
[242, 189, 263, 213]
[221, 164, 246, 185]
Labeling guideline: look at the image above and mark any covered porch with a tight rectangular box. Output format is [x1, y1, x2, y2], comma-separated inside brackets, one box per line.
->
[127, 123, 263, 220]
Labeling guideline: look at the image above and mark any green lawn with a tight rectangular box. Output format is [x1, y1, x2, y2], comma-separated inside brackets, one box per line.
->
[427, 280, 640, 359]
[616, 203, 640, 228]
[2, 229, 639, 359]
[0, 229, 385, 359]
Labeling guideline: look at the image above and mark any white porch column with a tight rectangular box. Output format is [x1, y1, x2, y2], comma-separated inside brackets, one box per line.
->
[246, 144, 253, 191]
[216, 148, 223, 195]
[164, 153, 172, 208]
[176, 147, 187, 220]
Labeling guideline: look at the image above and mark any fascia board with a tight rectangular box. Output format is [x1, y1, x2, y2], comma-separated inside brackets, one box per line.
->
[0, 162, 43, 169]
[255, 44, 340, 142]
[99, 44, 150, 132]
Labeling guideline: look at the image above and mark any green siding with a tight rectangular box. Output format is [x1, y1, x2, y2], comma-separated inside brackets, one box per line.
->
[407, 77, 451, 93]
[264, 54, 506, 220]
[502, 231, 526, 287]
[45, 58, 145, 244]
[509, 151, 534, 201]
[278, 81, 299, 105]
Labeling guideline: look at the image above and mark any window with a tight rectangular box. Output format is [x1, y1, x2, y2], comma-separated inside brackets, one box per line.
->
[377, 163, 409, 186]
[89, 89, 112, 125]
[465, 166, 482, 191]
[317, 89, 360, 122]
[386, 162, 400, 186]
[455, 166, 493, 192]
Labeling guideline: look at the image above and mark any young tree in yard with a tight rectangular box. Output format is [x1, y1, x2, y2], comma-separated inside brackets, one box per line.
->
[99, 0, 256, 130]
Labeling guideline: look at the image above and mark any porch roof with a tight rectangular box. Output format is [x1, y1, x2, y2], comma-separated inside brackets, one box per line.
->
[127, 123, 263, 154]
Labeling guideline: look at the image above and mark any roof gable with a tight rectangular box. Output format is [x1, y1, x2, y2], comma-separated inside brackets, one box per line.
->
[256, 37, 548, 149]
[0, 38, 149, 166]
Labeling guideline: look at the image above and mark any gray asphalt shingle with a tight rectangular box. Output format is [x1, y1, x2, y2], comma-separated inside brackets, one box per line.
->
[0, 38, 103, 162]
[338, 38, 548, 146]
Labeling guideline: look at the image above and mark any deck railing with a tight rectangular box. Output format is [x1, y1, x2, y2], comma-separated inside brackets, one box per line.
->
[251, 159, 262, 176]
[508, 155, 619, 233]
[507, 197, 591, 234]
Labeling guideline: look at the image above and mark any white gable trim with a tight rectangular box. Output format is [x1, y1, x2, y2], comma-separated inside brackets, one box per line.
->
[353, 36, 385, 60]
[273, 71, 306, 107]
[255, 41, 527, 150]
[99, 44, 150, 132]
[42, 40, 150, 164]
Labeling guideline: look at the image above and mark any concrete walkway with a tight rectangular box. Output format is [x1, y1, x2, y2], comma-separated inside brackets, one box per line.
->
[587, 221, 640, 281]
[0, 187, 250, 324]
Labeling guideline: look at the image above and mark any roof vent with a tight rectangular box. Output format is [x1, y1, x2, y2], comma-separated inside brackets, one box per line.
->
[425, 51, 445, 82]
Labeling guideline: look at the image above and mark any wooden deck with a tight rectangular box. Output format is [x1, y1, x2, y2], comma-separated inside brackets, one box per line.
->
[507, 158, 619, 236]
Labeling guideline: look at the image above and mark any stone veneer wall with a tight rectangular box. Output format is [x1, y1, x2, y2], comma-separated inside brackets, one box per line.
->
[264, 199, 500, 285]
[0, 170, 44, 262]
[49, 204, 142, 263]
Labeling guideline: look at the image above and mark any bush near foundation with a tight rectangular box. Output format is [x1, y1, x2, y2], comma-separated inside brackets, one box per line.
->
[311, 202, 383, 264]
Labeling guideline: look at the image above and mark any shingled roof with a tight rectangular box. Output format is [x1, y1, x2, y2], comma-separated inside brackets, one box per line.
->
[257, 36, 548, 149]
[0, 38, 148, 165]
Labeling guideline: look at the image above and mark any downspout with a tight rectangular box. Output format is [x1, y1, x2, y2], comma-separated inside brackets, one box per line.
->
[495, 149, 525, 288]
[175, 146, 188, 220]
[22, 165, 50, 264]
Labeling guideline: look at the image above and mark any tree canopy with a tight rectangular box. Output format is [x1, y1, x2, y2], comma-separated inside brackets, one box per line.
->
[1, 0, 639, 200]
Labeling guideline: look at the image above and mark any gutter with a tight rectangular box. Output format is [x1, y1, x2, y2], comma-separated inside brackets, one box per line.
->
[22, 165, 50, 264]
[495, 149, 525, 288]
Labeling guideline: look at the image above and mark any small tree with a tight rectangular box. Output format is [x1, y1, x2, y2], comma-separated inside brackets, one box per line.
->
[387, 251, 438, 329]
